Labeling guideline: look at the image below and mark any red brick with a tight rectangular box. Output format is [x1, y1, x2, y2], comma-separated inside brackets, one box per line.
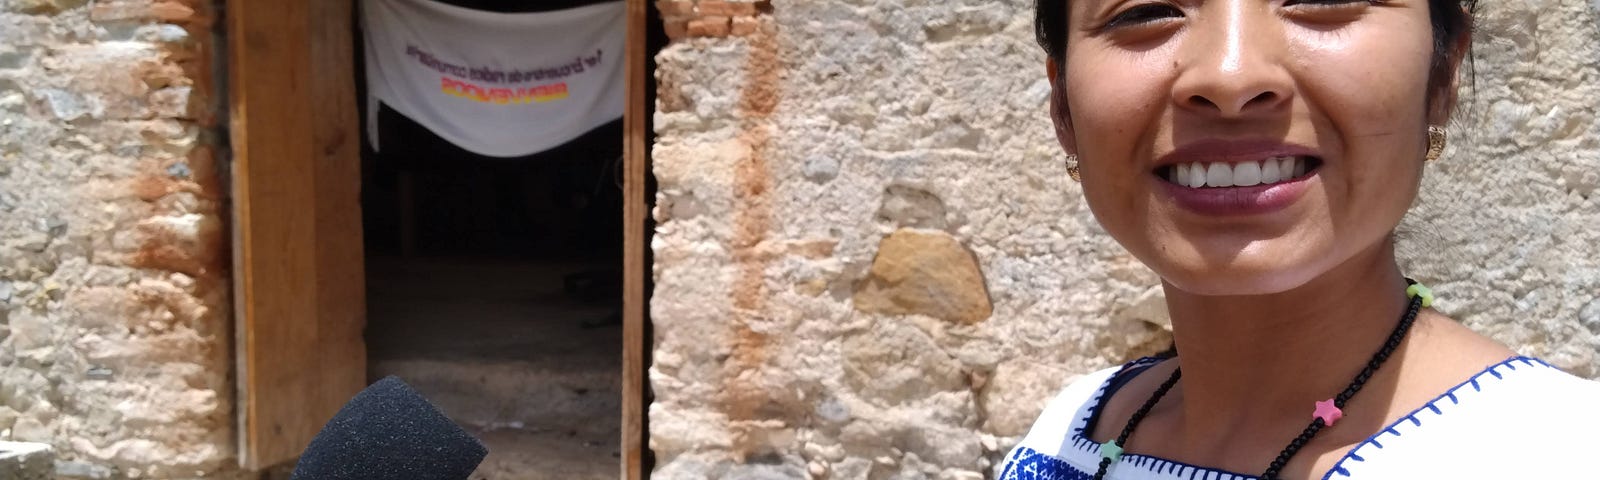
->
[663, 19, 690, 41]
[91, 0, 196, 23]
[730, 16, 759, 36]
[686, 16, 731, 37]
[697, 0, 756, 17]
[655, 0, 695, 18]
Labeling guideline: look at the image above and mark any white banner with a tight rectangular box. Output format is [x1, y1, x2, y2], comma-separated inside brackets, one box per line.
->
[362, 0, 625, 157]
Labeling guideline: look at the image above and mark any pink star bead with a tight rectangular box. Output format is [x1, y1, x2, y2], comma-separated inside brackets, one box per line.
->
[1313, 399, 1343, 426]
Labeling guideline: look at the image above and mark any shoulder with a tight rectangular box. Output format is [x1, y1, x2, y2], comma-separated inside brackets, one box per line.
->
[1327, 357, 1600, 479]
[997, 358, 1162, 479]
[1494, 361, 1600, 475]
[1456, 356, 1600, 424]
[1015, 362, 1126, 447]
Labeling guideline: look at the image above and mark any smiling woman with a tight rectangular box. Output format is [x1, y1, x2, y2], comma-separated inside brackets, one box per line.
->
[1000, 0, 1600, 479]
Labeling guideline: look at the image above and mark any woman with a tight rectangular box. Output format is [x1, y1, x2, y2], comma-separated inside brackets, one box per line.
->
[1000, 0, 1600, 478]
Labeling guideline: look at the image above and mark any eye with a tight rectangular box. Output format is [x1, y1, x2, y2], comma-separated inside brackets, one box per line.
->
[1281, 0, 1376, 22]
[1282, 0, 1375, 9]
[1102, 2, 1184, 30]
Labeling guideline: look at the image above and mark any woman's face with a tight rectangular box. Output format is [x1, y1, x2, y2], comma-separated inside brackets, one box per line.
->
[1053, 0, 1450, 295]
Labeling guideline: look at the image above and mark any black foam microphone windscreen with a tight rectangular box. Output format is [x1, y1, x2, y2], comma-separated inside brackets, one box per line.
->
[290, 376, 488, 480]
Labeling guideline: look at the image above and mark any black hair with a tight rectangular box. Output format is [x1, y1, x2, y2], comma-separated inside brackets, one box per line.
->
[1034, 0, 1478, 96]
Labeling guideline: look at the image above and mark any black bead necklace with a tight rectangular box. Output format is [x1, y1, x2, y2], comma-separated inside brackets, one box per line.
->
[1091, 279, 1431, 480]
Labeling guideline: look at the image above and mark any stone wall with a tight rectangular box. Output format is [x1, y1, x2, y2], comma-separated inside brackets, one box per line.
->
[647, 0, 1600, 479]
[0, 0, 235, 477]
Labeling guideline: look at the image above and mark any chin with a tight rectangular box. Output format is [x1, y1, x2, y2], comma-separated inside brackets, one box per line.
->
[1145, 247, 1330, 297]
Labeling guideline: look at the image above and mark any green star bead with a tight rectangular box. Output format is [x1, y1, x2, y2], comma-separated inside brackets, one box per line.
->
[1406, 283, 1434, 308]
[1100, 440, 1124, 462]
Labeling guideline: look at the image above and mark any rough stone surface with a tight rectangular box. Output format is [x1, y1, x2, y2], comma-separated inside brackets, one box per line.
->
[0, 0, 237, 477]
[853, 229, 992, 324]
[1398, 0, 1600, 380]
[649, 0, 1600, 477]
[0, 441, 54, 480]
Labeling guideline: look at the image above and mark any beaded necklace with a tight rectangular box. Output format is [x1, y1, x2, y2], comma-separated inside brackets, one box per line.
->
[1091, 279, 1434, 480]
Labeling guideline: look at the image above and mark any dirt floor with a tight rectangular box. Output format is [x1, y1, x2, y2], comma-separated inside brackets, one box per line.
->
[365, 256, 621, 480]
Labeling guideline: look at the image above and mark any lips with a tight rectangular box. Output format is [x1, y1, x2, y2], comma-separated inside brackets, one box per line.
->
[1151, 141, 1323, 216]
[1160, 156, 1319, 188]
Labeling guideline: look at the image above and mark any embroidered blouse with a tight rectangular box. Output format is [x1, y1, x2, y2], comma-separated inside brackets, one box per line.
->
[998, 356, 1600, 479]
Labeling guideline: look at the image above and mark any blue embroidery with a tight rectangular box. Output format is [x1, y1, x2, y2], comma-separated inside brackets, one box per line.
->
[1005, 356, 1549, 480]
[1000, 447, 1094, 480]
[1319, 356, 1544, 479]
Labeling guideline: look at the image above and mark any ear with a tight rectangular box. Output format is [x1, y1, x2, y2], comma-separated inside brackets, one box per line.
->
[1426, 15, 1472, 126]
[1047, 57, 1079, 156]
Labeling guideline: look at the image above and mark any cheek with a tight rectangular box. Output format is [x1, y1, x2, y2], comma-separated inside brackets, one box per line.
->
[1292, 22, 1434, 136]
[1063, 46, 1175, 213]
[1291, 21, 1434, 211]
[1061, 45, 1192, 267]
[1063, 46, 1174, 149]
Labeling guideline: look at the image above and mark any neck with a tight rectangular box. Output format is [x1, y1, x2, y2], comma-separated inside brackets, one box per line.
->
[1162, 239, 1411, 441]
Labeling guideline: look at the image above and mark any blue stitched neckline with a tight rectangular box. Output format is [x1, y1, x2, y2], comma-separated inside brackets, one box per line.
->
[1064, 355, 1546, 480]
[1319, 356, 1549, 479]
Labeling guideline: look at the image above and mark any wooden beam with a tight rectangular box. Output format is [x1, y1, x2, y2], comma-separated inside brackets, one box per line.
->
[229, 0, 368, 470]
[623, 0, 650, 478]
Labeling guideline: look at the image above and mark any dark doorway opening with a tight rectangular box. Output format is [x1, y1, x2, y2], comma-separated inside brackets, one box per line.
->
[355, 2, 626, 477]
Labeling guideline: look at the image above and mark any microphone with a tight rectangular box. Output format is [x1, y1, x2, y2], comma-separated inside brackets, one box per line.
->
[290, 376, 488, 480]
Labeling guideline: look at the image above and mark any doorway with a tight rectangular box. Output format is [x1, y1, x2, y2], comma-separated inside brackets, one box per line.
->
[227, 0, 654, 475]
[356, 2, 626, 478]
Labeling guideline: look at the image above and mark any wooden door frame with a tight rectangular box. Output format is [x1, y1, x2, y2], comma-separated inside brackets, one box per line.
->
[621, 0, 650, 478]
[228, 0, 369, 470]
[228, 0, 652, 475]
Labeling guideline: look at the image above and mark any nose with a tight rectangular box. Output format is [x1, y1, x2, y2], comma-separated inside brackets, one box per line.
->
[1171, 1, 1292, 118]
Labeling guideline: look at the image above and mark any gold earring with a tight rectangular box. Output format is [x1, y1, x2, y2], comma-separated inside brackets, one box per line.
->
[1066, 154, 1081, 182]
[1425, 125, 1447, 162]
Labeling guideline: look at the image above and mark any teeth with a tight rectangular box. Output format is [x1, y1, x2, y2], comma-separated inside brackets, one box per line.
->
[1233, 161, 1261, 186]
[1260, 158, 1281, 184]
[1164, 156, 1311, 188]
[1206, 163, 1233, 187]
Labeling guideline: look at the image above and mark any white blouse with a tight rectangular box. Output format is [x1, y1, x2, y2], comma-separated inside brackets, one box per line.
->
[998, 356, 1600, 479]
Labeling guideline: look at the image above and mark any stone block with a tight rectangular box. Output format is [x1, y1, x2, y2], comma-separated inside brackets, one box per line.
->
[148, 85, 192, 119]
[842, 320, 966, 402]
[0, 47, 30, 69]
[0, 442, 53, 480]
[36, 88, 91, 121]
[979, 361, 1071, 437]
[877, 185, 947, 229]
[853, 229, 992, 324]
[5, 0, 88, 15]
